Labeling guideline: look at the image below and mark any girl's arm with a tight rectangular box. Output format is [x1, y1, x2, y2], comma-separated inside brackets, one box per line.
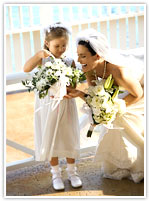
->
[23, 49, 51, 72]
[114, 67, 143, 106]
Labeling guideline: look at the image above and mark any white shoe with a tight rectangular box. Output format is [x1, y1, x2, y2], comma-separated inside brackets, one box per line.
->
[51, 168, 65, 191]
[52, 176, 65, 191]
[67, 167, 82, 188]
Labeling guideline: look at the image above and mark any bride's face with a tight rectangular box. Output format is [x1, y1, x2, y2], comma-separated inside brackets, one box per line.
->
[77, 45, 98, 72]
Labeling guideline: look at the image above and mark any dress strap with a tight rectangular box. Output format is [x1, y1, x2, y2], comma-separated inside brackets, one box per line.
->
[102, 60, 107, 79]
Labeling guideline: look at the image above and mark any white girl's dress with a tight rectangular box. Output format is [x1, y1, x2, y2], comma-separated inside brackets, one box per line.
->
[34, 57, 80, 161]
[94, 49, 144, 183]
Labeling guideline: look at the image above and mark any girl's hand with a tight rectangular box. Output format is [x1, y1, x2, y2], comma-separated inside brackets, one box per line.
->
[39, 49, 51, 59]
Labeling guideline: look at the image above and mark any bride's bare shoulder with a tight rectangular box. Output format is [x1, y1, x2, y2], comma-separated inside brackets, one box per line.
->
[108, 63, 130, 82]
[108, 63, 122, 75]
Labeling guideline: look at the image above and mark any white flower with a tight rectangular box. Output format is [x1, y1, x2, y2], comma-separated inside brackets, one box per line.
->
[90, 96, 102, 108]
[75, 70, 81, 77]
[92, 84, 105, 96]
[61, 75, 70, 85]
[87, 86, 96, 97]
[93, 115, 103, 123]
[45, 61, 53, 67]
[103, 91, 111, 101]
[50, 63, 60, 70]
[114, 98, 126, 115]
[36, 79, 46, 91]
[92, 107, 102, 116]
[60, 63, 67, 69]
[55, 70, 61, 77]
[46, 69, 53, 75]
[85, 96, 92, 105]
[45, 77, 49, 83]
[102, 101, 114, 113]
[37, 69, 43, 78]
[63, 67, 73, 76]
[55, 58, 62, 64]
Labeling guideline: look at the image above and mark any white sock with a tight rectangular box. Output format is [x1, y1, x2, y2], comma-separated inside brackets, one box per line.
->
[51, 165, 60, 172]
[67, 163, 76, 171]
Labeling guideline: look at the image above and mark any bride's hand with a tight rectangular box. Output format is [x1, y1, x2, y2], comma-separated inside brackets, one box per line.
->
[64, 87, 86, 100]
[64, 88, 80, 99]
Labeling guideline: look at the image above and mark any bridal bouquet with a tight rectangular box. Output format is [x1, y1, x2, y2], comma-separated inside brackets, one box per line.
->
[22, 55, 86, 99]
[84, 74, 126, 137]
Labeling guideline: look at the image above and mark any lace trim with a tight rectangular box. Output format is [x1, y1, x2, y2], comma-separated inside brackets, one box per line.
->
[94, 153, 144, 183]
[102, 168, 144, 183]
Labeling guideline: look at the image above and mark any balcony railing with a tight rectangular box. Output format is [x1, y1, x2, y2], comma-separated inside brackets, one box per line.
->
[5, 4, 145, 171]
[5, 4, 145, 74]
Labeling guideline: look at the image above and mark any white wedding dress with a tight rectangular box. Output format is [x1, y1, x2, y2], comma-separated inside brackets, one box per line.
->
[34, 57, 80, 161]
[94, 48, 144, 183]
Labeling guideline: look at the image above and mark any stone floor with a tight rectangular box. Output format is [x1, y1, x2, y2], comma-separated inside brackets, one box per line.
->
[6, 153, 144, 197]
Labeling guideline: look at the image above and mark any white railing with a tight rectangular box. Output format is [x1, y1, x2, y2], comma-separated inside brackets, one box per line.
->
[6, 5, 145, 171]
[5, 5, 144, 74]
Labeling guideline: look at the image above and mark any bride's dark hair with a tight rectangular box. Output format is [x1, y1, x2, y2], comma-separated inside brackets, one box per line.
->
[78, 40, 96, 56]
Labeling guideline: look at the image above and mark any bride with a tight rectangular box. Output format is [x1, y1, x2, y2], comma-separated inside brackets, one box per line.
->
[66, 28, 144, 183]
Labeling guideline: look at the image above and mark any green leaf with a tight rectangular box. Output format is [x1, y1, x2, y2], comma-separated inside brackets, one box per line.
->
[22, 80, 25, 85]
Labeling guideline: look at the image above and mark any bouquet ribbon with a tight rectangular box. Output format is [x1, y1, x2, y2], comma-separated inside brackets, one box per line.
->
[35, 74, 67, 113]
[49, 74, 67, 110]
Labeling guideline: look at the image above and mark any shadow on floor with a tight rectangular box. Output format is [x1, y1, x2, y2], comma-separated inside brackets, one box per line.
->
[6, 155, 144, 197]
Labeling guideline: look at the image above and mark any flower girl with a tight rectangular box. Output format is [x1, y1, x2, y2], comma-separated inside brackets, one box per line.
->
[23, 22, 82, 191]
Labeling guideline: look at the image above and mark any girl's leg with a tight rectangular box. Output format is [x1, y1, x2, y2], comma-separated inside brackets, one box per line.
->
[66, 157, 75, 164]
[50, 157, 64, 191]
[66, 158, 82, 188]
[50, 157, 58, 166]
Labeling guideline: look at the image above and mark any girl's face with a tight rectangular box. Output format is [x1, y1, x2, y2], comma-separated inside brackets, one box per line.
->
[46, 37, 68, 58]
[77, 45, 99, 72]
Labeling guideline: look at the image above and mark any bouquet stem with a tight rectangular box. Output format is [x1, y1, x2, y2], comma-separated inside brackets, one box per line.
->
[87, 124, 95, 138]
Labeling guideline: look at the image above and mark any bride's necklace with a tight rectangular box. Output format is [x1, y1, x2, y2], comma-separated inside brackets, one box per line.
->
[93, 60, 107, 80]
[102, 60, 107, 79]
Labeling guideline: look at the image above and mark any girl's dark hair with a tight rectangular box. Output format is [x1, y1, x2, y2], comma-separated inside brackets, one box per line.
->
[44, 26, 69, 50]
[78, 40, 96, 56]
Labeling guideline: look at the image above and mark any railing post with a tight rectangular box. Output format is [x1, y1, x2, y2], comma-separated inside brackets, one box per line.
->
[18, 6, 23, 28]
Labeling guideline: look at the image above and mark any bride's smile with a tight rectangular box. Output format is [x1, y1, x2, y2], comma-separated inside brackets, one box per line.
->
[77, 44, 99, 72]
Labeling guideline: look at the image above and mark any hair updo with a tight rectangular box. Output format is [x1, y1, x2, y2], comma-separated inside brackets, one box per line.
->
[44, 22, 69, 50]
[78, 40, 96, 56]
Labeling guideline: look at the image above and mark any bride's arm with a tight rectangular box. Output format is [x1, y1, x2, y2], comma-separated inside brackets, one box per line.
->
[65, 87, 86, 101]
[84, 70, 96, 86]
[65, 69, 96, 100]
[114, 67, 143, 106]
